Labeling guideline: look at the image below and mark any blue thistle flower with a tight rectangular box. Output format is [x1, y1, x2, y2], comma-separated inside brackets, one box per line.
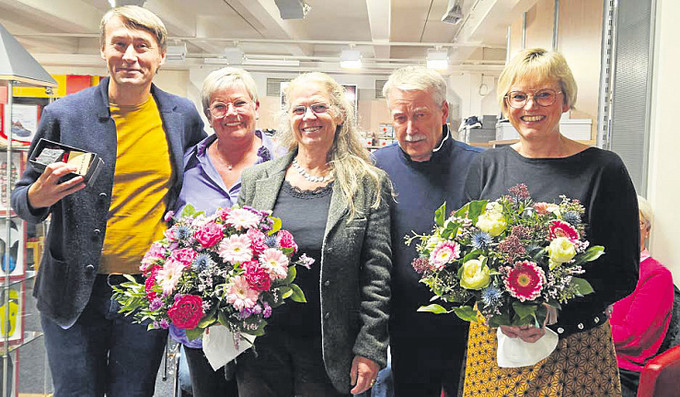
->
[265, 235, 278, 248]
[481, 286, 502, 308]
[562, 211, 581, 226]
[176, 225, 191, 240]
[471, 232, 492, 250]
[192, 253, 213, 271]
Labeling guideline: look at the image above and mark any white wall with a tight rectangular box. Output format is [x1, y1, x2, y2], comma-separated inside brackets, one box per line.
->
[647, 0, 680, 286]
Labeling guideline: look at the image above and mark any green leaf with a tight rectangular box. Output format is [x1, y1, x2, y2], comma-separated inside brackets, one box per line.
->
[453, 202, 470, 218]
[512, 302, 537, 319]
[434, 202, 447, 227]
[179, 203, 197, 218]
[571, 277, 594, 296]
[289, 284, 307, 303]
[452, 306, 479, 322]
[185, 327, 204, 341]
[417, 304, 449, 314]
[283, 265, 297, 284]
[488, 312, 511, 327]
[279, 286, 293, 299]
[269, 217, 282, 235]
[217, 310, 231, 327]
[461, 250, 481, 263]
[467, 200, 488, 224]
[574, 246, 605, 265]
[532, 247, 548, 262]
[198, 305, 218, 328]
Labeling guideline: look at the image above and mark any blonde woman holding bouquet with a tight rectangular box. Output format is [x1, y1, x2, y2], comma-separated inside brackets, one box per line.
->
[237, 72, 393, 397]
[462, 48, 639, 396]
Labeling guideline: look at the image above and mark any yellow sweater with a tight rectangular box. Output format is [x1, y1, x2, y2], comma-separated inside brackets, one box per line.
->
[99, 95, 172, 274]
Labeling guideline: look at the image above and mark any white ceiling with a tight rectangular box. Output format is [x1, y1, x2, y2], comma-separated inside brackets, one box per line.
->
[0, 0, 540, 75]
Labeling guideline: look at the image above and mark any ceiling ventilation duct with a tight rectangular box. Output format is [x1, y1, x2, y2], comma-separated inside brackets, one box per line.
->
[274, 0, 311, 20]
[441, 0, 464, 24]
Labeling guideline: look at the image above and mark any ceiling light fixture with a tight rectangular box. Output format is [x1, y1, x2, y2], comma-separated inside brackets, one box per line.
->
[427, 48, 449, 70]
[274, 0, 311, 20]
[441, 0, 464, 24]
[223, 47, 245, 65]
[340, 49, 362, 69]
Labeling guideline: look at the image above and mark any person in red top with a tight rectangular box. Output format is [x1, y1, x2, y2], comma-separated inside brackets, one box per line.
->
[611, 195, 675, 397]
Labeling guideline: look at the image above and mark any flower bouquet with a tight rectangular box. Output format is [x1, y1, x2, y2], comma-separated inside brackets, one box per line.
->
[407, 184, 604, 366]
[112, 204, 310, 364]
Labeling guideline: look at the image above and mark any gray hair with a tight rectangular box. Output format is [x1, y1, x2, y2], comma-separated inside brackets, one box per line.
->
[279, 72, 389, 218]
[382, 66, 447, 106]
[638, 195, 653, 229]
[100, 5, 168, 51]
[200, 67, 259, 115]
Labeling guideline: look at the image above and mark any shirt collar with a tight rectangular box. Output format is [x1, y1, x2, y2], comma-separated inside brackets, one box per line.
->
[640, 248, 651, 262]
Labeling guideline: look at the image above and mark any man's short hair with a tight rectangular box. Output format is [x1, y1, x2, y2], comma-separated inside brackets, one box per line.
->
[382, 66, 448, 106]
[100, 5, 168, 52]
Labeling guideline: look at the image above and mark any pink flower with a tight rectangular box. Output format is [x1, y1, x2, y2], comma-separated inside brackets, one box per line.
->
[227, 275, 260, 311]
[218, 234, 254, 264]
[259, 248, 289, 280]
[156, 260, 185, 295]
[145, 266, 161, 301]
[169, 248, 198, 267]
[226, 208, 261, 230]
[548, 220, 579, 242]
[428, 241, 461, 270]
[216, 207, 232, 220]
[247, 228, 268, 255]
[164, 225, 179, 242]
[168, 294, 204, 329]
[244, 262, 272, 291]
[193, 222, 224, 247]
[503, 261, 546, 302]
[140, 243, 167, 273]
[533, 202, 551, 215]
[277, 229, 298, 253]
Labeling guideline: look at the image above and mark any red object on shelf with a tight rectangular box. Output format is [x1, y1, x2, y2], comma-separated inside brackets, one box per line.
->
[66, 75, 91, 95]
[637, 344, 680, 397]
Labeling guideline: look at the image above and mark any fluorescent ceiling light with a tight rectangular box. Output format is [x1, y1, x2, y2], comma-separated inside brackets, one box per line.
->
[441, 0, 463, 24]
[166, 43, 186, 62]
[244, 59, 300, 67]
[427, 49, 449, 70]
[340, 49, 362, 69]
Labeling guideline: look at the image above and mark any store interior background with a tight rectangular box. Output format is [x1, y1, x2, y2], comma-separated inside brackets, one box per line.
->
[2, 0, 677, 286]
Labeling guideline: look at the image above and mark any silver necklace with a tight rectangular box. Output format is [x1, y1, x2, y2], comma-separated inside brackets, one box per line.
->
[292, 158, 333, 183]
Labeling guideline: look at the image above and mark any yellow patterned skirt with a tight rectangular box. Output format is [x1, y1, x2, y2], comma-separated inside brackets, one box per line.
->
[462, 320, 622, 397]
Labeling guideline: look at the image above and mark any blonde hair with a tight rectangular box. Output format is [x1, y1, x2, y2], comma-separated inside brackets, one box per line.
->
[100, 5, 168, 51]
[279, 72, 389, 218]
[201, 67, 259, 115]
[383, 66, 447, 106]
[638, 195, 653, 229]
[497, 48, 577, 116]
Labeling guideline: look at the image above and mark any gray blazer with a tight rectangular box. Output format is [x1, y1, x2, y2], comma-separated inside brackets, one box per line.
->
[238, 151, 392, 393]
[11, 78, 206, 328]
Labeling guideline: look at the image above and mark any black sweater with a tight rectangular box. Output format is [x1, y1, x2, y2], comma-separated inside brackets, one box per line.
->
[464, 146, 639, 336]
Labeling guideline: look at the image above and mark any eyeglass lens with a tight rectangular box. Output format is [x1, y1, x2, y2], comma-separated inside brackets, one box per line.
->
[506, 89, 559, 108]
[291, 103, 330, 116]
[209, 101, 250, 118]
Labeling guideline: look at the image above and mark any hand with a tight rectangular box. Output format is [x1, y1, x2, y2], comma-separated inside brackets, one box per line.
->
[499, 324, 546, 343]
[27, 162, 86, 209]
[349, 355, 379, 395]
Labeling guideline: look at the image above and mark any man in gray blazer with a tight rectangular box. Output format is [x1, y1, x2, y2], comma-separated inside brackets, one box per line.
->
[11, 6, 205, 397]
[373, 66, 481, 396]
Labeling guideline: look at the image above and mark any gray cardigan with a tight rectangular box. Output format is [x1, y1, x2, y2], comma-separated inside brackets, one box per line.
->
[11, 78, 206, 328]
[238, 151, 392, 393]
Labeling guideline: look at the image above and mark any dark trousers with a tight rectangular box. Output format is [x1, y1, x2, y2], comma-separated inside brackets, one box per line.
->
[390, 333, 466, 397]
[236, 329, 350, 397]
[40, 275, 168, 397]
[619, 367, 640, 397]
[184, 345, 238, 397]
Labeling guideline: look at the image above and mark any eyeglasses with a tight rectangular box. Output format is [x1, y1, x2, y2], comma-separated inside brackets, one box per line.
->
[290, 103, 330, 117]
[208, 100, 252, 118]
[505, 89, 562, 109]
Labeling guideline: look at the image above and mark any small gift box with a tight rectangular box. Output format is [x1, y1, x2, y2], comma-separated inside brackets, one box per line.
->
[29, 138, 104, 186]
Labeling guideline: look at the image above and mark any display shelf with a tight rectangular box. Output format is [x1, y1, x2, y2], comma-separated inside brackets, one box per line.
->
[6, 272, 34, 288]
[6, 331, 42, 354]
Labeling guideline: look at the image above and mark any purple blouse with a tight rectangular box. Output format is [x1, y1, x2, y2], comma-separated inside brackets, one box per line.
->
[175, 130, 278, 216]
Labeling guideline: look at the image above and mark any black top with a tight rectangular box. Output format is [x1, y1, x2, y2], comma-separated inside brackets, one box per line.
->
[373, 127, 482, 338]
[269, 181, 332, 336]
[464, 146, 639, 336]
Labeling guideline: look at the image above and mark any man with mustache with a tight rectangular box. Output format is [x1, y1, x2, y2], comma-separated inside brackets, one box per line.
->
[373, 66, 481, 397]
[11, 6, 205, 396]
